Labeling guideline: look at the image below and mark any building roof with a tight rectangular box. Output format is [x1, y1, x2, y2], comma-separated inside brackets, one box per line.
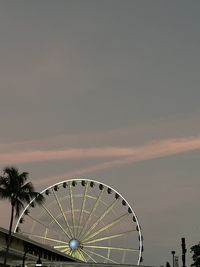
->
[0, 227, 78, 265]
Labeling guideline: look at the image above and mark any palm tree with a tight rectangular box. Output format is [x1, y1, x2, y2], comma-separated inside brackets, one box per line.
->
[191, 242, 200, 267]
[0, 166, 45, 267]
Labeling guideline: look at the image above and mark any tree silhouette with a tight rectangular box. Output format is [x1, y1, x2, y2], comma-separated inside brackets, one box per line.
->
[0, 166, 45, 267]
[191, 243, 200, 267]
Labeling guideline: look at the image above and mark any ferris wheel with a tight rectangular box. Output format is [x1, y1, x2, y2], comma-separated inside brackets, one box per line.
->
[15, 179, 143, 265]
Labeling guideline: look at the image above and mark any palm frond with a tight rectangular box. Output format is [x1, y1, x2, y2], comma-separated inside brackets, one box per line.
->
[14, 200, 24, 218]
[3, 166, 19, 177]
[0, 176, 8, 186]
[18, 172, 29, 186]
[21, 182, 34, 192]
[34, 193, 45, 205]
[0, 188, 11, 199]
[17, 191, 31, 203]
[0, 166, 44, 219]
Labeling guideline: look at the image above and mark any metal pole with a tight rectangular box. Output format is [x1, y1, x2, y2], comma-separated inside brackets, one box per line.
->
[171, 250, 176, 267]
[181, 237, 187, 267]
[36, 254, 42, 267]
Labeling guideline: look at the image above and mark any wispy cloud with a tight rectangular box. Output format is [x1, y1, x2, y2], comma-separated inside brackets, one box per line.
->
[1, 136, 200, 166]
[30, 135, 200, 187]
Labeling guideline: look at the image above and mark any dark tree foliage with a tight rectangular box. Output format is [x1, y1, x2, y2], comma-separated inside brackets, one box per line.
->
[166, 261, 171, 267]
[0, 166, 45, 267]
[191, 243, 200, 267]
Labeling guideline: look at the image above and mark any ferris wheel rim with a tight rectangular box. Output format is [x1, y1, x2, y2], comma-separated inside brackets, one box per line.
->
[14, 178, 143, 265]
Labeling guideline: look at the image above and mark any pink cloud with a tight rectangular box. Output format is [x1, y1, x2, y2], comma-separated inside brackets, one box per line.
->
[34, 136, 200, 187]
[0, 136, 200, 166]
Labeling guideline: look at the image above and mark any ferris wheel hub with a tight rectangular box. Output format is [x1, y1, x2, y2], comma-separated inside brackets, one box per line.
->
[69, 239, 80, 250]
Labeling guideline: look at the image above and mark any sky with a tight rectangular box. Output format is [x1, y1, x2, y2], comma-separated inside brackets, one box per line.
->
[0, 1, 200, 266]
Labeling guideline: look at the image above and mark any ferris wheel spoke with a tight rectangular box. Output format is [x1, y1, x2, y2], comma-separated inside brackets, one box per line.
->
[27, 214, 51, 229]
[84, 248, 117, 264]
[52, 189, 73, 238]
[68, 250, 73, 257]
[65, 248, 71, 253]
[20, 231, 67, 244]
[41, 204, 70, 239]
[54, 245, 69, 249]
[82, 212, 129, 243]
[122, 249, 126, 264]
[107, 248, 111, 263]
[84, 245, 139, 252]
[69, 184, 76, 237]
[81, 249, 96, 263]
[80, 199, 118, 241]
[60, 247, 70, 253]
[76, 182, 89, 237]
[83, 229, 136, 244]
[78, 249, 87, 262]
[79, 188, 104, 242]
[78, 189, 105, 240]
[26, 213, 69, 240]
[71, 250, 79, 260]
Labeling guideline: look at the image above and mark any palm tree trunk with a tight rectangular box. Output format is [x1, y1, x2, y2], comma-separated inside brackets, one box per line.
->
[4, 204, 14, 267]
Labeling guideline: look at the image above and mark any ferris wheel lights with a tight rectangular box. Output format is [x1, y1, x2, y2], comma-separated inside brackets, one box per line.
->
[63, 182, 67, 188]
[69, 239, 80, 250]
[132, 216, 136, 222]
[136, 225, 139, 231]
[16, 227, 20, 232]
[107, 188, 112, 194]
[99, 184, 104, 190]
[139, 256, 143, 263]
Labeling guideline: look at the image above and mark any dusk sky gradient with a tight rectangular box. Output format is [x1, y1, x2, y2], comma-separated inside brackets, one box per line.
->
[0, 1, 200, 266]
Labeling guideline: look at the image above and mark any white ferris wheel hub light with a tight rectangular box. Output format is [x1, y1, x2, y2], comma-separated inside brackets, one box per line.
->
[69, 239, 80, 250]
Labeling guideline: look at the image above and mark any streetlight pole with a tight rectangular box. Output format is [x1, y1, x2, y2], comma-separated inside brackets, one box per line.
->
[36, 255, 42, 267]
[181, 237, 187, 267]
[171, 250, 176, 267]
